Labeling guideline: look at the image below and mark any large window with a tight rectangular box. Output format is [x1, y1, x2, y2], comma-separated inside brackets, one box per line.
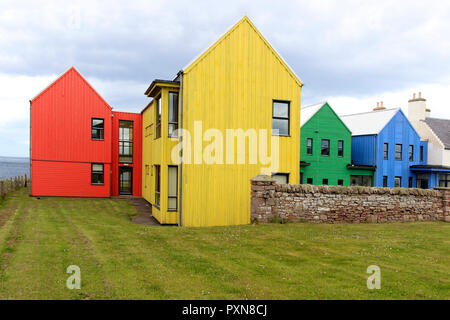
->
[417, 174, 429, 189]
[439, 174, 450, 187]
[395, 144, 402, 160]
[155, 97, 161, 139]
[394, 176, 402, 188]
[92, 118, 104, 140]
[168, 92, 179, 137]
[350, 175, 372, 187]
[272, 100, 290, 136]
[155, 165, 160, 207]
[306, 138, 313, 155]
[383, 143, 389, 160]
[91, 163, 104, 185]
[409, 145, 414, 161]
[272, 173, 289, 184]
[383, 176, 388, 187]
[168, 166, 178, 211]
[338, 140, 344, 157]
[119, 120, 133, 163]
[321, 139, 330, 156]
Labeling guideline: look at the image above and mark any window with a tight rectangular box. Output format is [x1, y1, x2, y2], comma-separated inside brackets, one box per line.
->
[155, 165, 160, 207]
[272, 173, 289, 184]
[306, 138, 313, 155]
[91, 163, 104, 185]
[168, 92, 179, 137]
[409, 145, 414, 161]
[321, 139, 330, 156]
[417, 174, 429, 189]
[338, 179, 344, 186]
[350, 175, 372, 187]
[394, 176, 402, 188]
[322, 179, 328, 185]
[155, 97, 161, 139]
[383, 176, 388, 187]
[307, 178, 313, 184]
[408, 177, 413, 188]
[92, 118, 104, 140]
[338, 140, 344, 157]
[300, 173, 304, 184]
[119, 120, 133, 163]
[420, 146, 424, 161]
[395, 144, 402, 160]
[383, 143, 389, 160]
[439, 174, 450, 187]
[168, 166, 178, 211]
[272, 100, 290, 136]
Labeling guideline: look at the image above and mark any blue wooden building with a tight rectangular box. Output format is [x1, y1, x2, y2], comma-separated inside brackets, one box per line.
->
[341, 107, 428, 188]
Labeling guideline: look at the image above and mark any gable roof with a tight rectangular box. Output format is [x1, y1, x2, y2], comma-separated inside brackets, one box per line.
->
[423, 117, 450, 149]
[340, 108, 399, 136]
[31, 66, 112, 110]
[181, 16, 303, 86]
[300, 102, 325, 127]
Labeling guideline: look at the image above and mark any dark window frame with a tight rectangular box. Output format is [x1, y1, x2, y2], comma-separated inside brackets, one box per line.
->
[383, 176, 388, 187]
[409, 145, 414, 161]
[306, 138, 313, 155]
[420, 146, 424, 161]
[155, 96, 162, 140]
[338, 140, 344, 157]
[394, 176, 402, 188]
[383, 143, 389, 160]
[439, 174, 450, 187]
[155, 165, 161, 208]
[408, 176, 413, 188]
[321, 139, 330, 156]
[395, 144, 402, 161]
[91, 163, 104, 185]
[91, 118, 105, 141]
[322, 178, 328, 185]
[337, 179, 344, 186]
[307, 178, 313, 184]
[119, 120, 134, 164]
[168, 165, 178, 211]
[272, 100, 290, 137]
[168, 91, 179, 138]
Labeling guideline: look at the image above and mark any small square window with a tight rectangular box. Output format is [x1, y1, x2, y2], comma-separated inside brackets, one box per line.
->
[272, 100, 290, 136]
[394, 176, 402, 188]
[91, 163, 104, 185]
[322, 179, 328, 185]
[272, 173, 289, 184]
[92, 118, 104, 140]
[337, 179, 343, 186]
[307, 178, 313, 184]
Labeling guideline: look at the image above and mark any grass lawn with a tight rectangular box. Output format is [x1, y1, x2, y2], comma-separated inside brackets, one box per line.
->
[0, 188, 448, 300]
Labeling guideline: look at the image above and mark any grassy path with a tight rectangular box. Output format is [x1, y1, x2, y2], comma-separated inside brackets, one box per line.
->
[0, 188, 448, 299]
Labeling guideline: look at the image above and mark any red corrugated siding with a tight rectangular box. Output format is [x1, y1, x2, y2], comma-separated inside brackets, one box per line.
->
[31, 67, 112, 197]
[32, 161, 111, 197]
[111, 112, 142, 196]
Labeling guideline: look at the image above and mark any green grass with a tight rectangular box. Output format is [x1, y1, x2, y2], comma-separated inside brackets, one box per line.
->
[0, 188, 448, 300]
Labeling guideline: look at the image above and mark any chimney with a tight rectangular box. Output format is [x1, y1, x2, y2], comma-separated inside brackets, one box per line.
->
[408, 91, 427, 124]
[373, 101, 386, 111]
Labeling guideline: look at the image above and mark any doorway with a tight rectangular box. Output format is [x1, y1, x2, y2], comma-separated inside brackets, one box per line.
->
[119, 167, 133, 195]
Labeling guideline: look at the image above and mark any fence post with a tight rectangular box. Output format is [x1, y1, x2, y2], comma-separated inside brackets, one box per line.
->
[24, 174, 27, 188]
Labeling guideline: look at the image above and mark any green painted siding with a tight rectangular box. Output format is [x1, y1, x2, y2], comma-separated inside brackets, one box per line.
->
[300, 103, 373, 186]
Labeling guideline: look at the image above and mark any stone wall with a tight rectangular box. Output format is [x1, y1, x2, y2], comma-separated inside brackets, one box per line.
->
[251, 175, 450, 224]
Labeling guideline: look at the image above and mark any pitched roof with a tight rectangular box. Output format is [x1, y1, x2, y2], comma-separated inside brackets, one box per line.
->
[340, 108, 399, 136]
[300, 102, 326, 127]
[181, 16, 303, 86]
[423, 117, 450, 149]
[31, 66, 112, 110]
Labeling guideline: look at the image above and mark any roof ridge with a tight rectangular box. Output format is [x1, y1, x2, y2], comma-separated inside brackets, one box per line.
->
[340, 107, 399, 118]
[301, 101, 327, 109]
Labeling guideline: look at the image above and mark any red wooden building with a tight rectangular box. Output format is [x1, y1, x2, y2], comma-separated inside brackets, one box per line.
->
[30, 67, 142, 197]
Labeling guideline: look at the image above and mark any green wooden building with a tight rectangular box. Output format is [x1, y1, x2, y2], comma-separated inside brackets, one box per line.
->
[300, 102, 374, 186]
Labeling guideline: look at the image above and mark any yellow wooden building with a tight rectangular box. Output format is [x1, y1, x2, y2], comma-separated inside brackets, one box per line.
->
[141, 16, 303, 226]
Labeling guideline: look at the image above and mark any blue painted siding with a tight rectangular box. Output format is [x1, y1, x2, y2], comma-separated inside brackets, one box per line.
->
[350, 109, 428, 188]
[351, 135, 376, 166]
[374, 110, 427, 187]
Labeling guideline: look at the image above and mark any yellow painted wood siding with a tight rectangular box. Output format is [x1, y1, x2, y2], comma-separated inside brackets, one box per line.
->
[142, 87, 180, 224]
[181, 17, 301, 227]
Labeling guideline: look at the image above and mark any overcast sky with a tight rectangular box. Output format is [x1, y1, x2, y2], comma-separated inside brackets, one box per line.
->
[1, 0, 450, 157]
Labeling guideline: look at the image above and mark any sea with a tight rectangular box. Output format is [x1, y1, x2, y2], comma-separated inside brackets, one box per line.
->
[0, 156, 30, 180]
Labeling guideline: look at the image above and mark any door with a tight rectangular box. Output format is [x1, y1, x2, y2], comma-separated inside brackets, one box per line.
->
[119, 167, 133, 195]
